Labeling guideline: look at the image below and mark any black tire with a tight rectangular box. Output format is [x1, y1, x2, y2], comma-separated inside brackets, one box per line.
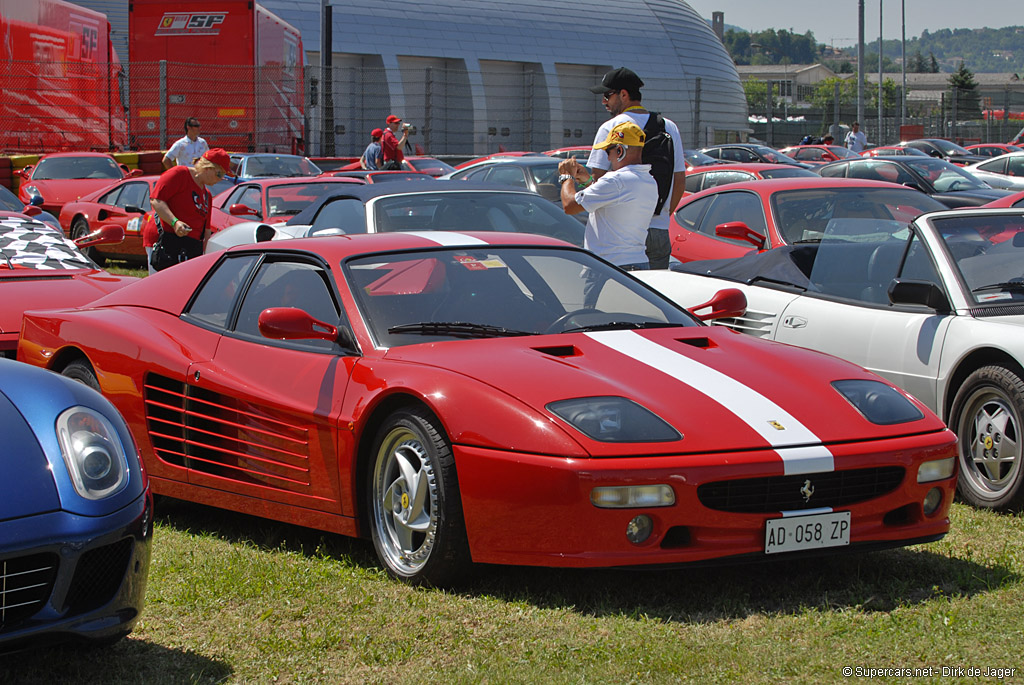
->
[950, 365, 1024, 510]
[61, 359, 101, 391]
[368, 406, 471, 586]
[71, 217, 106, 267]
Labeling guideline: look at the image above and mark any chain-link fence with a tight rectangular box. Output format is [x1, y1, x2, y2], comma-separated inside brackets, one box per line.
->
[744, 79, 1024, 149]
[1, 59, 752, 156]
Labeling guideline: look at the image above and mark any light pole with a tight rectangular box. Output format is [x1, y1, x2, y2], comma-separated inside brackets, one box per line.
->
[879, 0, 883, 144]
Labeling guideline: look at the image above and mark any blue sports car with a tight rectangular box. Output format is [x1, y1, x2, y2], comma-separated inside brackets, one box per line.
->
[0, 358, 151, 650]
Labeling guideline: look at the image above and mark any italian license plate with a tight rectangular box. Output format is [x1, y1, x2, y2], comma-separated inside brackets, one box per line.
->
[765, 511, 851, 554]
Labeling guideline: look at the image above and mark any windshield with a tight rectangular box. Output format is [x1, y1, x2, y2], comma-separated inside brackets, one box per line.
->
[0, 220, 97, 270]
[266, 182, 349, 219]
[771, 187, 947, 244]
[753, 146, 801, 164]
[933, 213, 1024, 305]
[685, 150, 718, 167]
[904, 158, 988, 192]
[931, 140, 972, 156]
[758, 167, 818, 179]
[0, 185, 22, 211]
[243, 156, 322, 178]
[346, 246, 696, 347]
[33, 156, 121, 180]
[827, 146, 860, 159]
[364, 192, 585, 246]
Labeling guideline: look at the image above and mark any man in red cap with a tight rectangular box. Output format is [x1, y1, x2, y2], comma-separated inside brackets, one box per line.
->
[361, 128, 384, 170]
[380, 114, 409, 170]
[149, 147, 230, 271]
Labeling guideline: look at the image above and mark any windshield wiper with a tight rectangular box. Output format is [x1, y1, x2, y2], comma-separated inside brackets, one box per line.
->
[560, 321, 683, 333]
[387, 321, 534, 338]
[972, 281, 1024, 293]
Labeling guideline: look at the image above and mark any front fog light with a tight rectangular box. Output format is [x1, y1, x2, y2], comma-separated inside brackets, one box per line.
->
[591, 484, 675, 509]
[923, 487, 943, 516]
[626, 515, 653, 544]
[918, 456, 956, 483]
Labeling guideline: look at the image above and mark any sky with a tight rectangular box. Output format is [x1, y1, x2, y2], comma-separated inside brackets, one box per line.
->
[684, 0, 1020, 49]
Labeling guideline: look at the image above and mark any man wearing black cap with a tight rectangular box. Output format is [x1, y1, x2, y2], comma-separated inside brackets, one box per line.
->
[585, 67, 686, 269]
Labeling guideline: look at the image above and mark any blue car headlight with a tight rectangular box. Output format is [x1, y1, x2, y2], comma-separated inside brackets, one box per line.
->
[832, 380, 924, 425]
[56, 406, 130, 500]
[547, 396, 681, 442]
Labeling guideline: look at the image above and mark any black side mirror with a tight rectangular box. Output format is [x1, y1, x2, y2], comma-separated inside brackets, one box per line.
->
[888, 279, 950, 312]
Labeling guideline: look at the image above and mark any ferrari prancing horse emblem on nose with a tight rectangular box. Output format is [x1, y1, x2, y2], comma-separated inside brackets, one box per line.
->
[768, 420, 785, 430]
[800, 479, 815, 503]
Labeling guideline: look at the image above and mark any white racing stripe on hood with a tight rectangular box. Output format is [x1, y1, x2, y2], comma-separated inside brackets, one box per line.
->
[586, 330, 834, 475]
[404, 231, 488, 246]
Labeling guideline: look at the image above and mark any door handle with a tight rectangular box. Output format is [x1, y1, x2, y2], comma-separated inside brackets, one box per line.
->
[782, 315, 807, 329]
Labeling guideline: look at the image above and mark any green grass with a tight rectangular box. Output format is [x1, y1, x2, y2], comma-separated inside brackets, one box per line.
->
[2, 501, 1022, 683]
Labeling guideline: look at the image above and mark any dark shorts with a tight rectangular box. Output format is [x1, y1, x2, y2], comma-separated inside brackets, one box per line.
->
[646, 228, 671, 269]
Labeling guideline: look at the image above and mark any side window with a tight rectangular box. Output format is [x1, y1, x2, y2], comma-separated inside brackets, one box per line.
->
[221, 185, 249, 209]
[684, 174, 703, 193]
[979, 158, 1007, 174]
[186, 254, 260, 329]
[673, 195, 712, 233]
[117, 182, 150, 211]
[233, 260, 341, 351]
[702, 171, 754, 190]
[238, 186, 263, 217]
[487, 166, 528, 188]
[464, 168, 491, 182]
[818, 163, 846, 178]
[310, 198, 367, 233]
[98, 185, 123, 206]
[696, 192, 767, 245]
[702, 149, 722, 160]
[1006, 157, 1024, 177]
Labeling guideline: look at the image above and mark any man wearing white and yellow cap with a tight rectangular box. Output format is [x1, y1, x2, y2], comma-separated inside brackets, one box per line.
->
[557, 120, 658, 272]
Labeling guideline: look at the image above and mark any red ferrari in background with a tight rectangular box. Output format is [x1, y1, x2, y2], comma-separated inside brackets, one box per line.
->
[682, 162, 817, 196]
[210, 176, 365, 233]
[59, 174, 160, 266]
[669, 177, 947, 262]
[777, 144, 861, 166]
[981, 189, 1024, 208]
[0, 216, 135, 357]
[20, 231, 956, 585]
[965, 143, 1023, 158]
[17, 152, 141, 215]
[861, 145, 929, 158]
[453, 151, 545, 169]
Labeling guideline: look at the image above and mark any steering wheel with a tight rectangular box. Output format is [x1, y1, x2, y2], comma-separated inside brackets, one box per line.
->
[947, 180, 965, 191]
[545, 308, 596, 334]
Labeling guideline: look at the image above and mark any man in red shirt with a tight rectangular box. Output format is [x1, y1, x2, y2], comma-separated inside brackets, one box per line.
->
[380, 114, 409, 169]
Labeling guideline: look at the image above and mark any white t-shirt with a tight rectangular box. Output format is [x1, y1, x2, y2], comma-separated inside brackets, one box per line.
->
[164, 135, 210, 167]
[587, 110, 686, 231]
[575, 163, 658, 266]
[845, 129, 867, 153]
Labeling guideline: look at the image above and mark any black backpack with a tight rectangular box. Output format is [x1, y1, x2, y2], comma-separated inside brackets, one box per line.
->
[641, 112, 675, 215]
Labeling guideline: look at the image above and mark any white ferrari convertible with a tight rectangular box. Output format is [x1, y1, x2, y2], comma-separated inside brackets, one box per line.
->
[638, 208, 1024, 510]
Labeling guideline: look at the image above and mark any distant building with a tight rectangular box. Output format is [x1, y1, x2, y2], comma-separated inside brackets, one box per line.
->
[74, 0, 750, 156]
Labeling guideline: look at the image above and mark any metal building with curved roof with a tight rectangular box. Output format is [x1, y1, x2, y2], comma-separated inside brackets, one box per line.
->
[257, 0, 748, 156]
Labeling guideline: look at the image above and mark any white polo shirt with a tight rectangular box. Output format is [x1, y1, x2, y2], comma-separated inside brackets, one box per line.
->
[575, 163, 658, 266]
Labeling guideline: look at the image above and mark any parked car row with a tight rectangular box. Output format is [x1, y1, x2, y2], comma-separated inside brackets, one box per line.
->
[6, 133, 1024, 653]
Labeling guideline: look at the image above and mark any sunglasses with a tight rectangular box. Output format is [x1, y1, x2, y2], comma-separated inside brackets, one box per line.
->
[188, 123, 201, 128]
[602, 90, 618, 100]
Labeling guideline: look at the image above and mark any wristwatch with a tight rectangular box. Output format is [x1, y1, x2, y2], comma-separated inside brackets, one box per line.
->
[558, 174, 575, 185]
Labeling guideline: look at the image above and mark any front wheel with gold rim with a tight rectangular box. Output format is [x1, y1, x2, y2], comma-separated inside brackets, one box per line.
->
[369, 407, 470, 586]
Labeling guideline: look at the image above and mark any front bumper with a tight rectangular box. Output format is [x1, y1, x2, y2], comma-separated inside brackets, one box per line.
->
[0, 489, 153, 651]
[455, 433, 956, 567]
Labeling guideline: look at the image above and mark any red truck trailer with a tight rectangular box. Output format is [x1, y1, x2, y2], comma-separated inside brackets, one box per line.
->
[128, 0, 305, 154]
[0, 0, 126, 153]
